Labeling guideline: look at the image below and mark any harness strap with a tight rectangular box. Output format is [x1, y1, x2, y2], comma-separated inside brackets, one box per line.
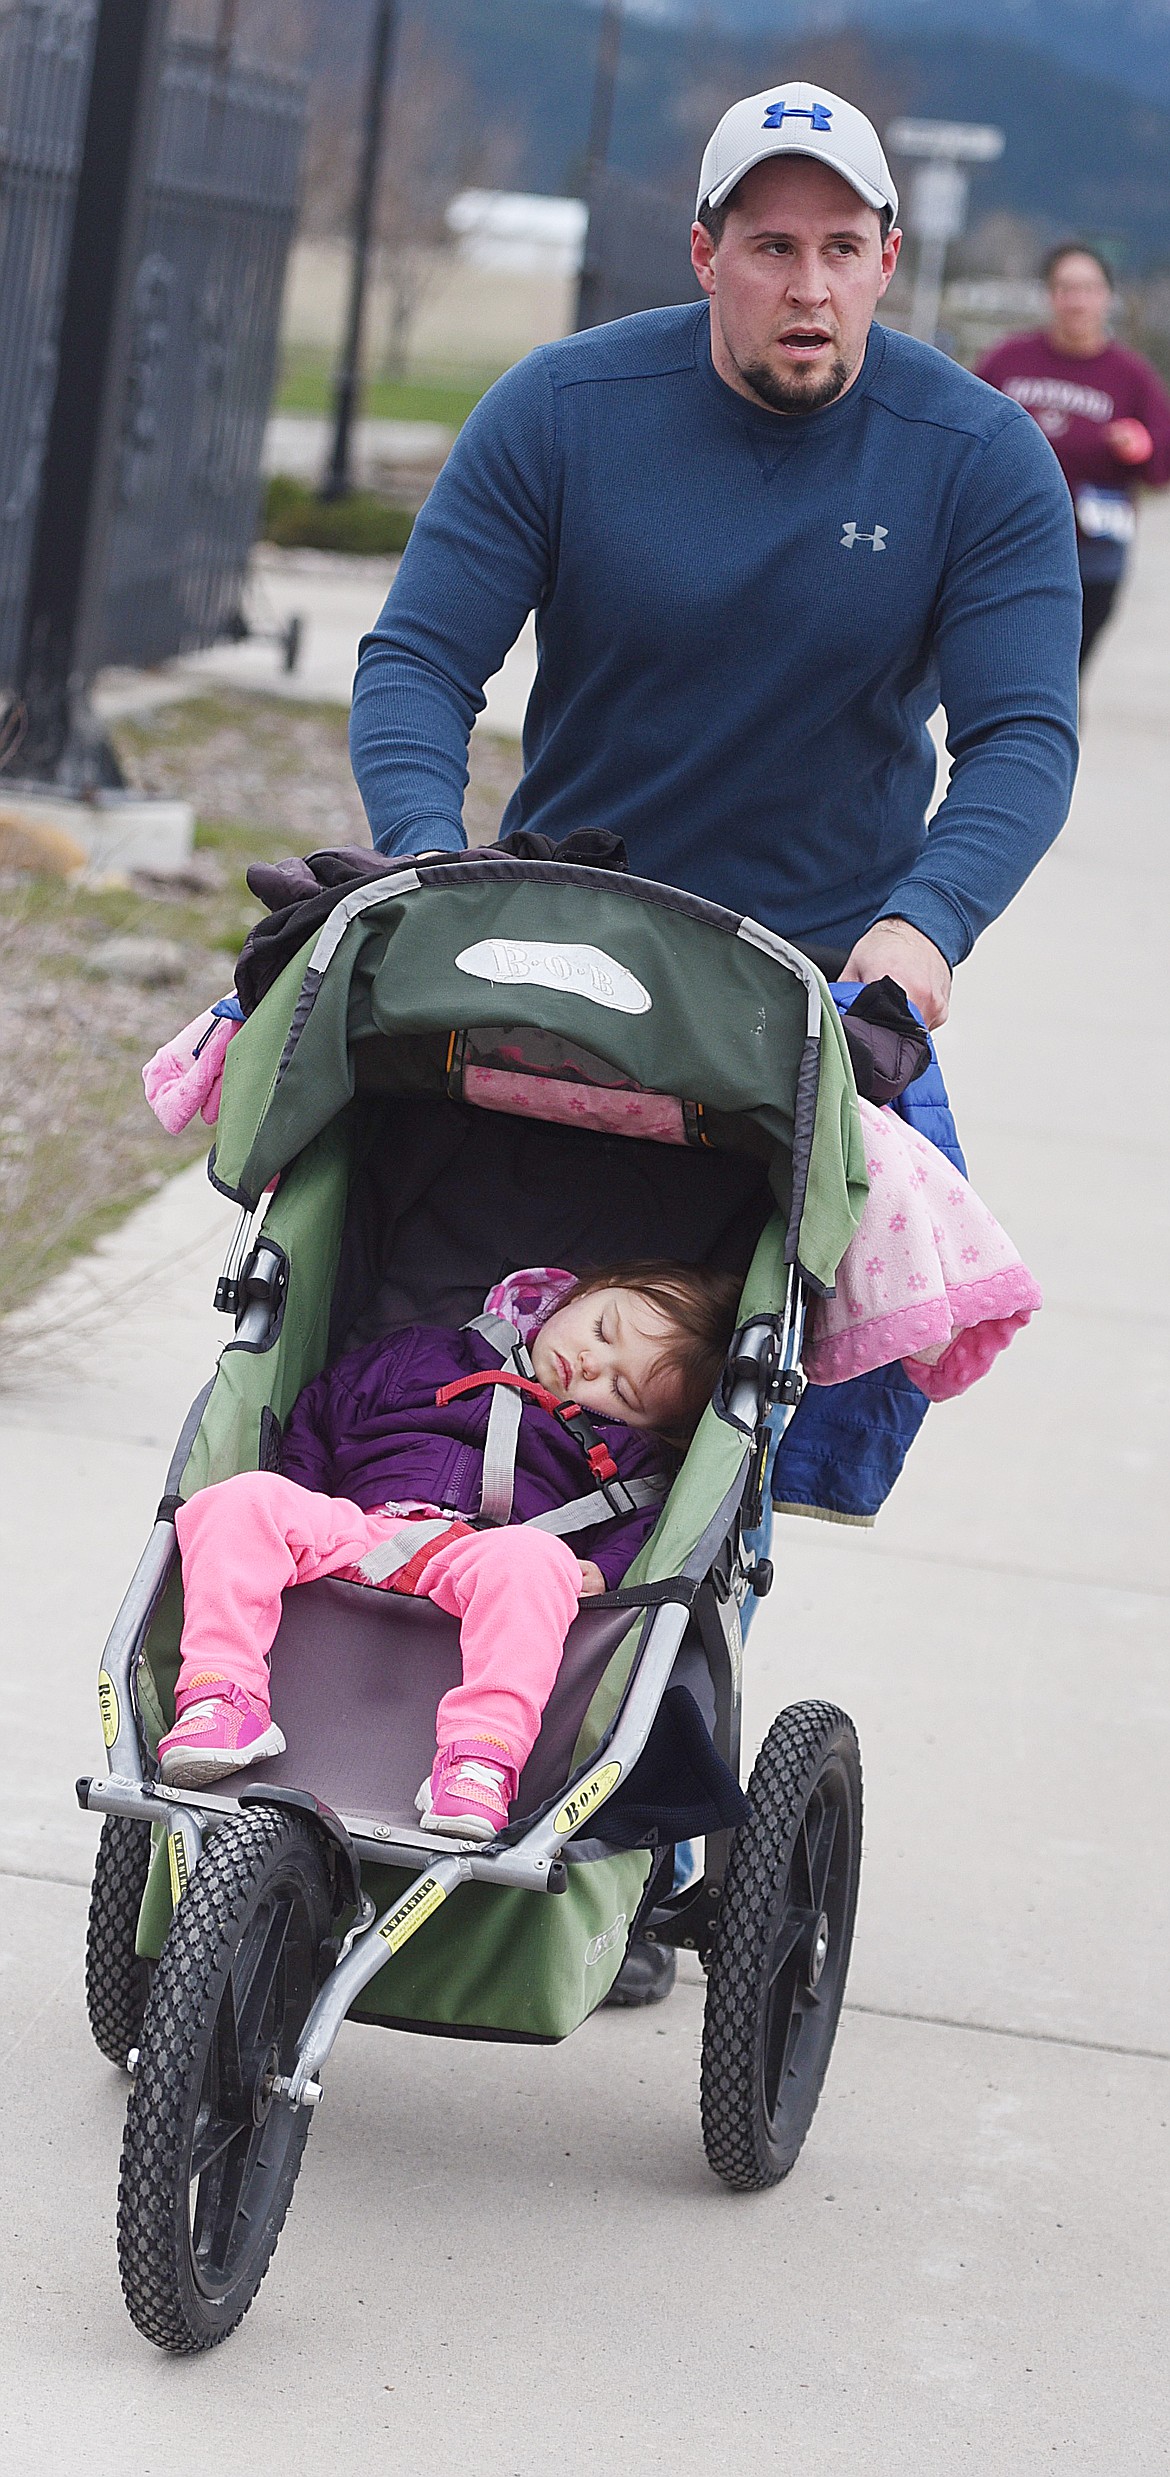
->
[587, 1575, 699, 1612]
[452, 1315, 646, 1529]
[457, 1321, 552, 1527]
[527, 1477, 665, 1539]
[435, 1369, 565, 1415]
[463, 1316, 538, 1387]
[354, 1517, 457, 1585]
[464, 1312, 524, 1358]
[540, 1395, 629, 1499]
[479, 1379, 523, 1525]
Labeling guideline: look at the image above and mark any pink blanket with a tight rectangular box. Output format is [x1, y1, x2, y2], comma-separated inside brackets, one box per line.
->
[804, 1097, 1042, 1401]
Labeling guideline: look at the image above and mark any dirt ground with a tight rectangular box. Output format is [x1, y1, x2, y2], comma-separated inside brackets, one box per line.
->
[0, 691, 522, 1335]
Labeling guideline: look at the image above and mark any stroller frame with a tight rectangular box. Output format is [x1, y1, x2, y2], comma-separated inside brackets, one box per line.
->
[81, 1262, 803, 2102]
[79, 854, 868, 2350]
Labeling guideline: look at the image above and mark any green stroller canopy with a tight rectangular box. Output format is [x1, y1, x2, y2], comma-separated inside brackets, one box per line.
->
[211, 858, 867, 1295]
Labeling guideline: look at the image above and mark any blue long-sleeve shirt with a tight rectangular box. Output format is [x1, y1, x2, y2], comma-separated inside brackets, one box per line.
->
[349, 306, 1080, 967]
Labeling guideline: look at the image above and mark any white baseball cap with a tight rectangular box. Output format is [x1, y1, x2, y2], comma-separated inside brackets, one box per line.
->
[697, 82, 899, 225]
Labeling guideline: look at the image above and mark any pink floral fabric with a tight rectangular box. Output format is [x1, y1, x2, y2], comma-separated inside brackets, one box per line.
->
[483, 1266, 577, 1346]
[804, 1098, 1042, 1401]
[464, 1065, 687, 1146]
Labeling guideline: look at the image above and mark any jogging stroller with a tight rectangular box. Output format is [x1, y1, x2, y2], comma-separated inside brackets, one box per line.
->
[80, 851, 869, 2353]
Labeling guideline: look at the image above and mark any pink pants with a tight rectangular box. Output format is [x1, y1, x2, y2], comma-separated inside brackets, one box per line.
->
[173, 1472, 583, 1769]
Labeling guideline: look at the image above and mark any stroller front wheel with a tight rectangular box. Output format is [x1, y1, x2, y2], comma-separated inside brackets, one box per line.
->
[700, 1700, 862, 2190]
[117, 1807, 332, 2352]
[86, 1815, 153, 2069]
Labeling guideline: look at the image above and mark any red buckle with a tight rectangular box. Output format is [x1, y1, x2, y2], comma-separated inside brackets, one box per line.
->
[435, 1370, 564, 1415]
[587, 1441, 619, 1483]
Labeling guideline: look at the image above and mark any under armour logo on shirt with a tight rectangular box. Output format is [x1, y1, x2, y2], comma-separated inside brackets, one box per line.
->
[841, 521, 888, 551]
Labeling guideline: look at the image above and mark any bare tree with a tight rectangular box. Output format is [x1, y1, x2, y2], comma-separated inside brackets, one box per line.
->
[301, 21, 516, 380]
[375, 25, 502, 380]
[666, 27, 910, 211]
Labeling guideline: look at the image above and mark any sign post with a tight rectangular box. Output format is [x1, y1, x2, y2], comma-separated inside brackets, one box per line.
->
[887, 119, 1005, 349]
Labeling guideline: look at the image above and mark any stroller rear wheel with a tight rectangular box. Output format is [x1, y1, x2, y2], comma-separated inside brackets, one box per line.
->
[700, 1701, 862, 2191]
[117, 1807, 332, 2352]
[86, 1816, 153, 2069]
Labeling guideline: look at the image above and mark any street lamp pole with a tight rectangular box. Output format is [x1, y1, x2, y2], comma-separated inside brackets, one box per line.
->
[886, 118, 1005, 352]
[322, 0, 400, 501]
[574, 0, 624, 332]
[905, 162, 968, 345]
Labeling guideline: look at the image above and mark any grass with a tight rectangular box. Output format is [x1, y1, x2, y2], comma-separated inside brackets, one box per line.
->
[0, 878, 223, 1338]
[274, 350, 500, 429]
[0, 686, 523, 1344]
[262, 474, 415, 556]
[0, 691, 363, 1339]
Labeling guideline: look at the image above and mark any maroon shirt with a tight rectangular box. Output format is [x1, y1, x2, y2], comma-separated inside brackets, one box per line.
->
[977, 331, 1170, 499]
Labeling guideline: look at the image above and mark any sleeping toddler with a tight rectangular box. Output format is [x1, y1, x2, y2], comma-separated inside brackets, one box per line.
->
[158, 1260, 740, 1838]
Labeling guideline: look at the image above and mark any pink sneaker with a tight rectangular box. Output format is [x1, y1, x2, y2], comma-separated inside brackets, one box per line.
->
[157, 1679, 285, 1789]
[415, 1740, 518, 1842]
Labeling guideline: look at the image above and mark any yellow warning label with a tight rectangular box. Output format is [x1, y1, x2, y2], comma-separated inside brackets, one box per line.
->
[553, 1762, 622, 1838]
[378, 1874, 447, 1956]
[97, 1670, 119, 1749]
[167, 1829, 190, 1908]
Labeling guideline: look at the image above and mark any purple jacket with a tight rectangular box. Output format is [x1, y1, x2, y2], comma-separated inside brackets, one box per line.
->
[280, 1324, 666, 1588]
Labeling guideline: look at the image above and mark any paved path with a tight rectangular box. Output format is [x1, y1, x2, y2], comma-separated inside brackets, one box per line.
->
[4, 507, 1168, 2472]
[262, 412, 456, 484]
[94, 541, 536, 740]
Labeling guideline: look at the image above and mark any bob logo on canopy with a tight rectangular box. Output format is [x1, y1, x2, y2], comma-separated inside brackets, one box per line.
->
[455, 939, 652, 1015]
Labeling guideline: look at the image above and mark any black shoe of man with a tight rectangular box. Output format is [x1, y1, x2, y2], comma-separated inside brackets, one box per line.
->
[602, 1936, 677, 2007]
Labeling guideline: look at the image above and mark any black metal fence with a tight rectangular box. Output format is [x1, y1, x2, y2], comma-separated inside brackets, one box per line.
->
[0, 1, 99, 685]
[102, 36, 305, 665]
[0, 1, 305, 691]
[578, 167, 699, 331]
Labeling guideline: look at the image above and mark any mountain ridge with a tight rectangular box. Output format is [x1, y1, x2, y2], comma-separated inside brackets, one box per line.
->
[621, 0, 1170, 106]
[308, 1, 1170, 268]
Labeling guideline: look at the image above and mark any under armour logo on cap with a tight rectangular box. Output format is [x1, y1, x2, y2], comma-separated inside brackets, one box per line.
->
[697, 81, 898, 223]
[763, 100, 833, 132]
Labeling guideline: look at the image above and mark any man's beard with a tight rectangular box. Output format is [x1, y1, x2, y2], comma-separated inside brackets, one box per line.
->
[735, 350, 851, 414]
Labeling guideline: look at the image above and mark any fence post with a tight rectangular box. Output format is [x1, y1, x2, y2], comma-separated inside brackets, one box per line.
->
[14, 0, 170, 788]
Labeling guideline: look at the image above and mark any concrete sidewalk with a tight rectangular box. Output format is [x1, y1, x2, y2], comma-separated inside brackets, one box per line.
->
[94, 541, 536, 740]
[4, 509, 1169, 2472]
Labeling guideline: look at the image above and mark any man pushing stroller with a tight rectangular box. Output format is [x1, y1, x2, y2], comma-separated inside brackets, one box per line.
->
[346, 72, 1081, 1993]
